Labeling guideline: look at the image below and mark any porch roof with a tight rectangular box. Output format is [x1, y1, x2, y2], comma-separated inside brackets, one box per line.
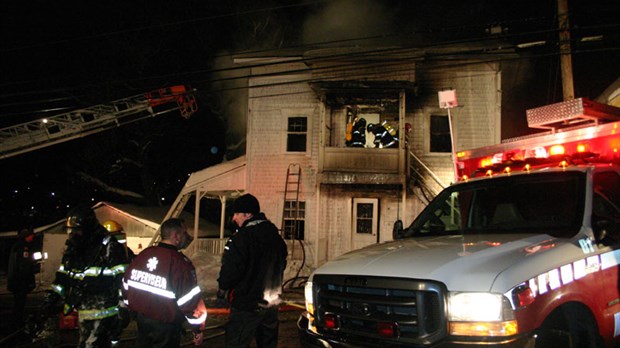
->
[182, 155, 247, 199]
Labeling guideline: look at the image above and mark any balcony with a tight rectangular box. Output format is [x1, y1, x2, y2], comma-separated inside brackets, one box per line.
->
[319, 147, 405, 185]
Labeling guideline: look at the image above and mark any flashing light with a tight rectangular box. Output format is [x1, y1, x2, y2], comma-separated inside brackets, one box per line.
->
[549, 145, 565, 156]
[504, 167, 511, 174]
[480, 158, 493, 168]
[461, 175, 469, 181]
[559, 160, 568, 169]
[377, 322, 399, 338]
[457, 151, 466, 158]
[512, 286, 536, 307]
[486, 170, 493, 177]
[526, 146, 548, 159]
[324, 313, 339, 329]
[492, 153, 503, 164]
[576, 144, 587, 153]
[524, 164, 531, 173]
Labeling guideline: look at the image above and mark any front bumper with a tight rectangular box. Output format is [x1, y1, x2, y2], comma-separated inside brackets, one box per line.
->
[297, 312, 537, 348]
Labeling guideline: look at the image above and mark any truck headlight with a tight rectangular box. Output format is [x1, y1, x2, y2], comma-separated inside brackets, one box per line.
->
[304, 281, 314, 315]
[447, 292, 518, 337]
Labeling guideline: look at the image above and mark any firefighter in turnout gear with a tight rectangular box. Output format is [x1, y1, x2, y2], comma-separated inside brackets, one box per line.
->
[367, 120, 399, 148]
[103, 220, 135, 262]
[122, 218, 206, 347]
[39, 205, 130, 348]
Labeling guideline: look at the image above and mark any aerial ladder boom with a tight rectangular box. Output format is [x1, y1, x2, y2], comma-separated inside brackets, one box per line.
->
[0, 85, 197, 160]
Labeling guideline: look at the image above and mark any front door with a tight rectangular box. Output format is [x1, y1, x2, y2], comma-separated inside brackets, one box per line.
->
[351, 198, 379, 250]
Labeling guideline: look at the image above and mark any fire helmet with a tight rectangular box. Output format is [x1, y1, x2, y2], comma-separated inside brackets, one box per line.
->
[65, 206, 100, 246]
[103, 220, 123, 234]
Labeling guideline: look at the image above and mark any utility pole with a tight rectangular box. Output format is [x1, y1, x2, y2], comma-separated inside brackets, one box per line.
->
[557, 0, 575, 101]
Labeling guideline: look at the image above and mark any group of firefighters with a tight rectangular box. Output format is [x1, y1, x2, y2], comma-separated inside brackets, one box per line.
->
[8, 194, 287, 348]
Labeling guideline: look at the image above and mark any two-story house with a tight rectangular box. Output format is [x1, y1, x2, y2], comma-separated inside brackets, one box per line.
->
[163, 46, 502, 273]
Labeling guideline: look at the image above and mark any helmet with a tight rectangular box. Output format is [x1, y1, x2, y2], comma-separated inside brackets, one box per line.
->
[65, 206, 99, 246]
[103, 220, 123, 234]
[65, 206, 98, 230]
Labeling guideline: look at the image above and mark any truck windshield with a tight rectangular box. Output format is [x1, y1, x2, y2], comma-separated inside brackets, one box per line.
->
[406, 172, 586, 238]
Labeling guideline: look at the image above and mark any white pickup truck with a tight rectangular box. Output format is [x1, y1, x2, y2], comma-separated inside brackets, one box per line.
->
[298, 99, 620, 348]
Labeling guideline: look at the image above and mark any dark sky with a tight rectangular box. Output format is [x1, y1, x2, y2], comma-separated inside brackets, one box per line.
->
[1, 0, 619, 230]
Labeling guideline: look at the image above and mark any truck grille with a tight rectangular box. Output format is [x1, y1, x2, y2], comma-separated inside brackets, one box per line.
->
[312, 275, 447, 346]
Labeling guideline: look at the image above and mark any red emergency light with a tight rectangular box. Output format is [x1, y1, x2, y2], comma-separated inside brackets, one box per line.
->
[377, 322, 399, 338]
[323, 313, 339, 330]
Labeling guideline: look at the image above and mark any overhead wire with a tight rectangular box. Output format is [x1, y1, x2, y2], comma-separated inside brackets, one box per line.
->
[0, 4, 618, 118]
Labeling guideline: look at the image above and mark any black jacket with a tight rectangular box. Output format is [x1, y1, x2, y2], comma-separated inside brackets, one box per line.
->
[7, 239, 38, 293]
[218, 213, 288, 311]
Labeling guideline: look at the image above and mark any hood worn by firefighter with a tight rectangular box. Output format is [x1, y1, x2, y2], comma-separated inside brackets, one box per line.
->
[217, 193, 288, 348]
[40, 205, 130, 348]
[122, 218, 206, 347]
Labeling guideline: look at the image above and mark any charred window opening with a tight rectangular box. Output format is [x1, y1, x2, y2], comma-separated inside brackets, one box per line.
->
[430, 115, 451, 153]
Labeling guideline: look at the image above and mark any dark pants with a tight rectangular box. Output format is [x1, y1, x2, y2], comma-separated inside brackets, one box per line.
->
[77, 315, 117, 348]
[12, 290, 28, 326]
[225, 306, 279, 348]
[135, 313, 182, 348]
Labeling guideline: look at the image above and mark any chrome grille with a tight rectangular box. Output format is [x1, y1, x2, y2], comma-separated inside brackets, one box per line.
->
[312, 275, 447, 346]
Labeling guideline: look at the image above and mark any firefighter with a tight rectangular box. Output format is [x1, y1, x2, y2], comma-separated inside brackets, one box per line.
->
[346, 117, 367, 147]
[367, 121, 399, 148]
[122, 218, 206, 347]
[103, 220, 135, 261]
[38, 205, 130, 348]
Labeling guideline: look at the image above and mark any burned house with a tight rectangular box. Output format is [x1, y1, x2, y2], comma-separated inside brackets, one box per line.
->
[167, 46, 502, 271]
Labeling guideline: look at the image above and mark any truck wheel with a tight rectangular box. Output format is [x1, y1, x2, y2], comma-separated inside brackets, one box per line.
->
[535, 303, 604, 348]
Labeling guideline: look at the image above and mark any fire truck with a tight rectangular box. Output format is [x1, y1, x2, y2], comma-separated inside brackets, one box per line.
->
[298, 98, 620, 347]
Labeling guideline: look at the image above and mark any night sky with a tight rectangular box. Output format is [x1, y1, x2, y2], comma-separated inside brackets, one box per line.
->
[1, 0, 619, 230]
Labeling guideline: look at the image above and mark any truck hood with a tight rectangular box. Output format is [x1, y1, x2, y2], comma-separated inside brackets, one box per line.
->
[313, 233, 580, 292]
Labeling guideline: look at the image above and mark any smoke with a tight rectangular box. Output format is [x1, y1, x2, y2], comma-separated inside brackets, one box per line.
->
[302, 0, 397, 45]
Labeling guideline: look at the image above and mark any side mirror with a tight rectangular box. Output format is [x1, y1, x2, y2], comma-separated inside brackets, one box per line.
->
[392, 220, 404, 240]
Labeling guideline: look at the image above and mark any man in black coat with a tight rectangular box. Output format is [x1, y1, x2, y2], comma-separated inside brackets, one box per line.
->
[217, 193, 288, 348]
[7, 228, 40, 328]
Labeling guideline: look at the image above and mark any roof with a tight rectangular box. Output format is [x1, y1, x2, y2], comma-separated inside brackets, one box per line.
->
[182, 155, 247, 199]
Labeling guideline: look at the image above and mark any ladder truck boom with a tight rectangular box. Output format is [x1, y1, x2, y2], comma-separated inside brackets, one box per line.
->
[0, 85, 197, 160]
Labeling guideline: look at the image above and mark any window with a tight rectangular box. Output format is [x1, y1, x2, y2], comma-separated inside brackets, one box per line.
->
[283, 200, 305, 240]
[353, 198, 378, 235]
[287, 117, 307, 152]
[430, 115, 451, 153]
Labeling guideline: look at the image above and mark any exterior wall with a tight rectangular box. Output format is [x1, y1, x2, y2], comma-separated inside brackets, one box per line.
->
[409, 62, 501, 186]
[245, 61, 320, 266]
[317, 186, 404, 260]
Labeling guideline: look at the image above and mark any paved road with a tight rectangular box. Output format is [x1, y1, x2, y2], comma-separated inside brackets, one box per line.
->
[0, 289, 305, 348]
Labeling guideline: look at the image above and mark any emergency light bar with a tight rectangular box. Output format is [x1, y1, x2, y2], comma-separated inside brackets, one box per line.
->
[456, 99, 620, 181]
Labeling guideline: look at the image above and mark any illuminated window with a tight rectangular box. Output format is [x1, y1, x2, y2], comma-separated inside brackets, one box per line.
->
[283, 200, 305, 240]
[430, 115, 451, 153]
[287, 117, 307, 152]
